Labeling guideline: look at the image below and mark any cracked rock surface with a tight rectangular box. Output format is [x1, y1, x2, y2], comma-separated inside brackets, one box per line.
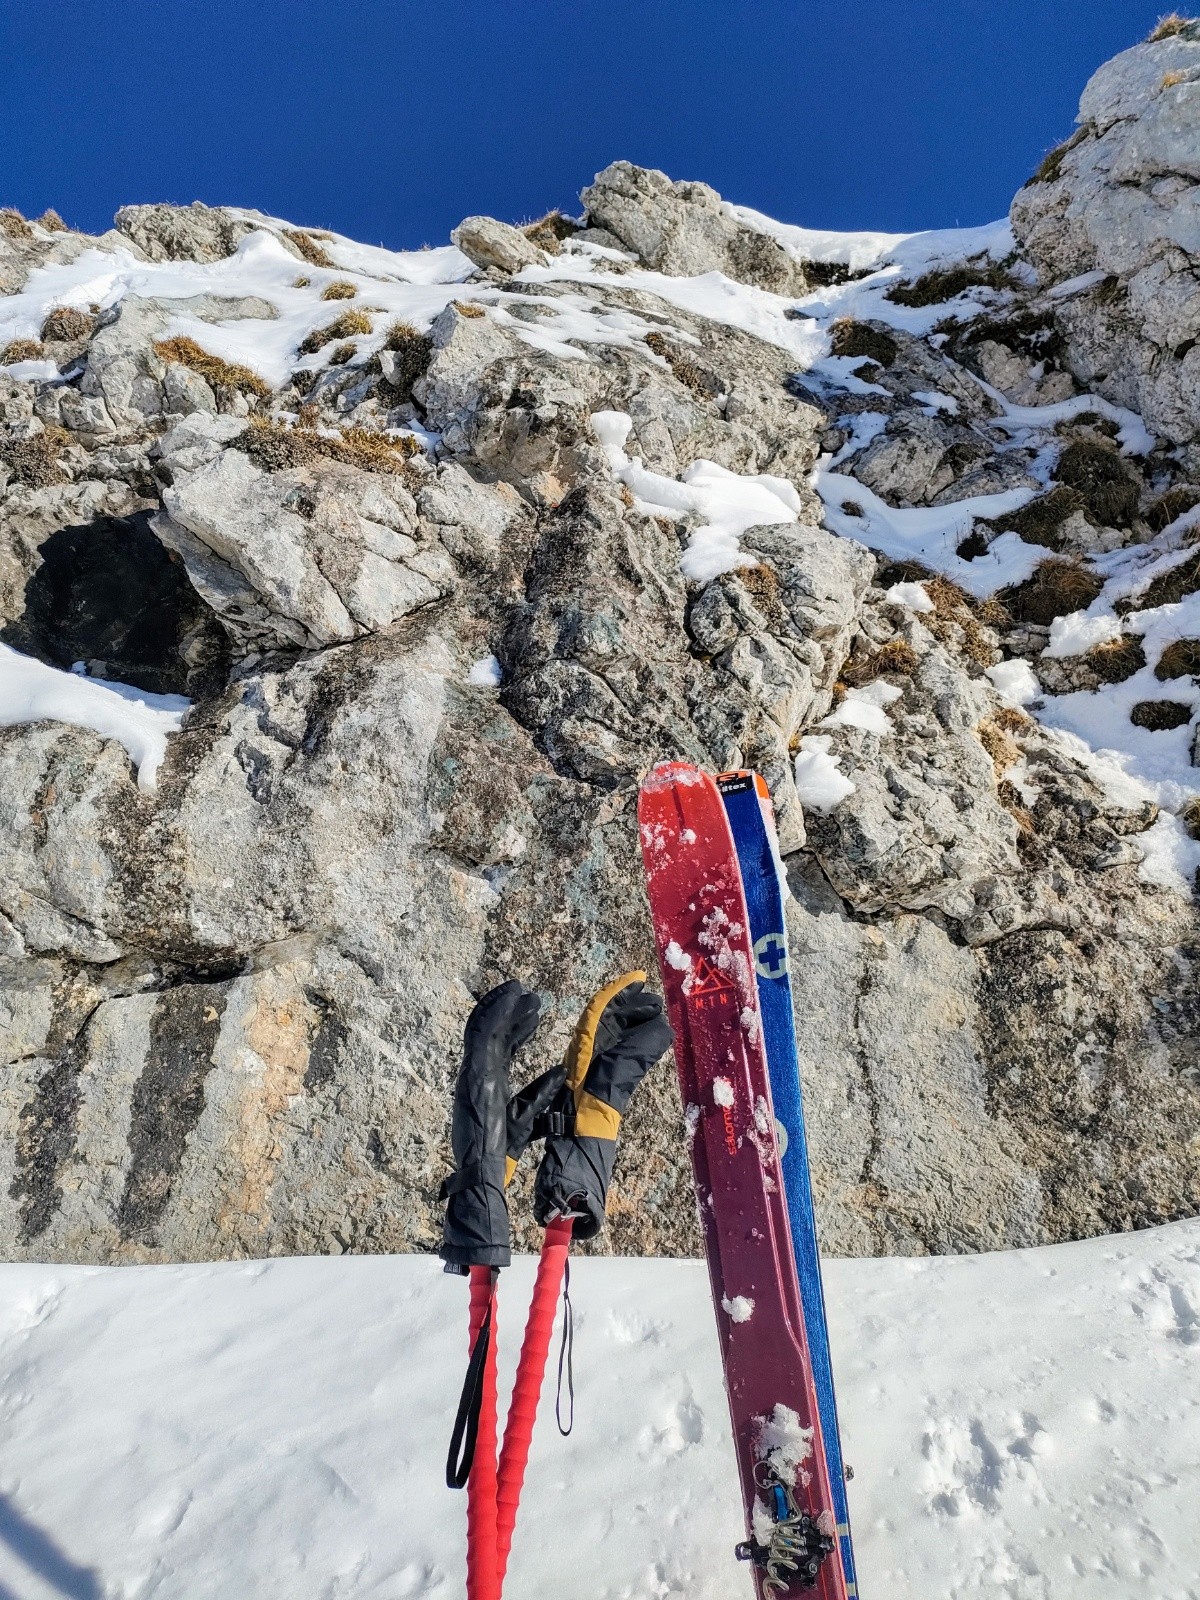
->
[1, 31, 1199, 1264]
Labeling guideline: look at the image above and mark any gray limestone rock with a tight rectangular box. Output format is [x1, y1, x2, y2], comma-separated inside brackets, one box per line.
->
[1, 70, 1199, 1269]
[1011, 29, 1200, 447]
[583, 162, 808, 294]
[450, 216, 548, 275]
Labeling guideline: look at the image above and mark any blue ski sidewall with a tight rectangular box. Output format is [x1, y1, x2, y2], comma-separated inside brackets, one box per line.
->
[721, 784, 858, 1589]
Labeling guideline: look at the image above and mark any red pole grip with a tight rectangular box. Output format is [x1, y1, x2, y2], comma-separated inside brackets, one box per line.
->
[495, 1218, 574, 1589]
[466, 1266, 500, 1600]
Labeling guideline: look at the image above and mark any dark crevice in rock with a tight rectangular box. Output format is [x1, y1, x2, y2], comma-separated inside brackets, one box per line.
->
[303, 990, 349, 1091]
[1, 512, 230, 698]
[115, 982, 227, 1243]
[9, 1009, 97, 1243]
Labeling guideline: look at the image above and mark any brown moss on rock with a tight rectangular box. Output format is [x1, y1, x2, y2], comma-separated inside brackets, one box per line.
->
[284, 229, 336, 268]
[829, 318, 898, 367]
[1000, 559, 1104, 627]
[1154, 638, 1200, 681]
[320, 280, 358, 301]
[0, 424, 71, 488]
[40, 306, 96, 343]
[298, 309, 373, 356]
[977, 717, 1021, 776]
[154, 336, 270, 399]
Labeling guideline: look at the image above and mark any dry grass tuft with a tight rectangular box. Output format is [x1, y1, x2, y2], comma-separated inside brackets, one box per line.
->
[1149, 13, 1195, 40]
[1027, 125, 1091, 186]
[0, 423, 71, 487]
[380, 321, 433, 399]
[926, 573, 1007, 665]
[154, 335, 270, 399]
[1154, 637, 1200, 680]
[298, 309, 373, 356]
[977, 717, 1021, 776]
[1000, 558, 1104, 627]
[644, 331, 721, 398]
[327, 343, 356, 366]
[293, 276, 312, 289]
[35, 209, 68, 233]
[234, 416, 420, 478]
[1055, 439, 1139, 527]
[0, 207, 33, 241]
[1086, 635, 1147, 683]
[0, 338, 46, 365]
[452, 300, 485, 319]
[1161, 69, 1189, 88]
[997, 779, 1036, 836]
[40, 306, 95, 343]
[734, 561, 787, 629]
[841, 638, 919, 687]
[829, 318, 898, 367]
[1145, 486, 1200, 533]
[284, 229, 335, 268]
[1181, 797, 1200, 840]
[320, 280, 358, 301]
[1130, 549, 1200, 611]
[523, 211, 579, 254]
[1129, 699, 1193, 731]
[887, 260, 1013, 309]
[996, 485, 1087, 550]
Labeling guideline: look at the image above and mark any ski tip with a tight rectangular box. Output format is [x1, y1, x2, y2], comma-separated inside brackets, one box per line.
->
[716, 768, 770, 803]
[638, 761, 710, 796]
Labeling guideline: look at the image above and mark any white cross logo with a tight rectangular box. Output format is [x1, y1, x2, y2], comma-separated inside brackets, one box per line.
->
[753, 932, 788, 980]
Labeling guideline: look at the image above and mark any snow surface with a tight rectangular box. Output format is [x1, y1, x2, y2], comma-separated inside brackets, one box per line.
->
[592, 409, 800, 581]
[0, 645, 188, 791]
[793, 735, 856, 811]
[465, 654, 502, 688]
[0, 1220, 1196, 1597]
[819, 680, 902, 736]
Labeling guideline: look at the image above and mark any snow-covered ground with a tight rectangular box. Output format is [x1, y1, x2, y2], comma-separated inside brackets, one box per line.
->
[0, 1219, 1196, 1599]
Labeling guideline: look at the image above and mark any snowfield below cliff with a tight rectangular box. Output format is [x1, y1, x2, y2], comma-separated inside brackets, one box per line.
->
[0, 1220, 1196, 1598]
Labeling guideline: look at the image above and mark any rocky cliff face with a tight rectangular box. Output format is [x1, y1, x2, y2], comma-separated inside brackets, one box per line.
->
[1, 27, 1198, 1266]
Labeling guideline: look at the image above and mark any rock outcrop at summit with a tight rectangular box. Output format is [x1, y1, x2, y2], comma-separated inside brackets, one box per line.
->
[1, 24, 1198, 1267]
[1011, 20, 1200, 459]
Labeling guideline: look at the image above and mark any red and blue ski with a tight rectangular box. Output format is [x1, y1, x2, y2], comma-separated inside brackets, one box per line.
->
[638, 762, 850, 1600]
[718, 771, 858, 1595]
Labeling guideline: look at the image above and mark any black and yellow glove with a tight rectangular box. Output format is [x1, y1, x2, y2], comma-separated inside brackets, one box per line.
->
[533, 972, 672, 1241]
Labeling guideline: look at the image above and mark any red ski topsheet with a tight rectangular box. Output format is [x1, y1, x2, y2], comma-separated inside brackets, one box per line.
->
[639, 763, 850, 1600]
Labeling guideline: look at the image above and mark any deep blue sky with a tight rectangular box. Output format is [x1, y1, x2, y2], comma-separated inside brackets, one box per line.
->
[1, 2, 1168, 250]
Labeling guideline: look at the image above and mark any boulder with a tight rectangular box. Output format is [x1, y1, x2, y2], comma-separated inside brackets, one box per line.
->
[582, 161, 808, 293]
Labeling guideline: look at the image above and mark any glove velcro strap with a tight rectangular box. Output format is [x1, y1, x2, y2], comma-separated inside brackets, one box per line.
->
[440, 1161, 491, 1199]
[574, 1090, 621, 1141]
